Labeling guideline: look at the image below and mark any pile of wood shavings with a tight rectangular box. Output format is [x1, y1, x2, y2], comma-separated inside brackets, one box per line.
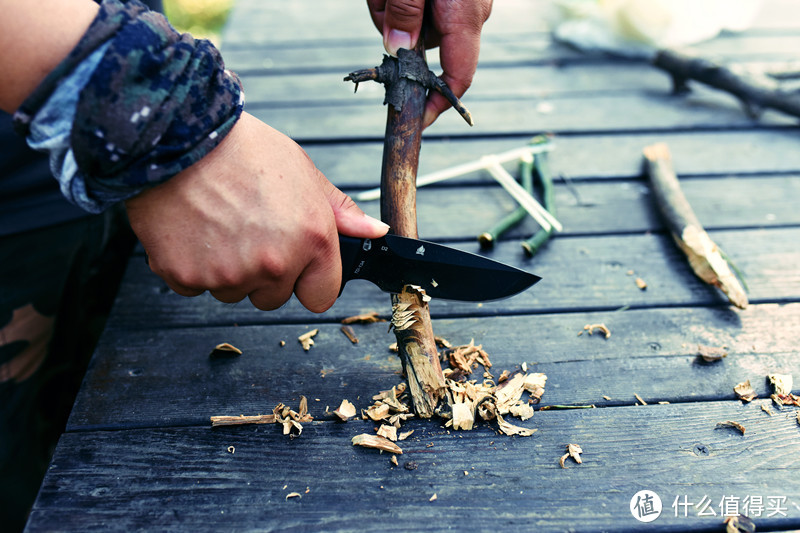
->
[352, 339, 547, 455]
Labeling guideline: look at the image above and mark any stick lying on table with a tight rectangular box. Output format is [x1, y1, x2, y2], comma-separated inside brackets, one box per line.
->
[642, 142, 748, 309]
[653, 49, 800, 120]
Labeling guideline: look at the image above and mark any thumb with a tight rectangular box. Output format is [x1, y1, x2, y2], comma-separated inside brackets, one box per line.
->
[323, 179, 389, 238]
[382, 0, 426, 55]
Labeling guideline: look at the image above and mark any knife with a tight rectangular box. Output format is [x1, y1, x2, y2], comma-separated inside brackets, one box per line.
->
[339, 234, 541, 301]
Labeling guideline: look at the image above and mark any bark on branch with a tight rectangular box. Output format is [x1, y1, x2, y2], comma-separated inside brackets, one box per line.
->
[653, 49, 800, 120]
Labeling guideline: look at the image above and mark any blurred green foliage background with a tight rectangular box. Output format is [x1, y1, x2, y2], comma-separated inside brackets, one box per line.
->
[163, 0, 233, 42]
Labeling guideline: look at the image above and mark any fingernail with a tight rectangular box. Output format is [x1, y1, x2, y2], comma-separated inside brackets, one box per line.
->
[365, 213, 390, 232]
[384, 29, 412, 56]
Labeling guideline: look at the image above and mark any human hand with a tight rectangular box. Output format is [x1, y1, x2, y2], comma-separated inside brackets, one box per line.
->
[125, 112, 389, 313]
[366, 0, 493, 128]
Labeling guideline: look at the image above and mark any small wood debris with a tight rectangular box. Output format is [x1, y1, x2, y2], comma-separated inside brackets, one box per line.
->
[352, 433, 403, 454]
[761, 404, 773, 416]
[578, 323, 610, 339]
[286, 492, 301, 500]
[434, 336, 452, 349]
[298, 329, 318, 351]
[340, 325, 359, 344]
[210, 414, 276, 427]
[796, 412, 800, 426]
[274, 397, 313, 436]
[429, 493, 438, 502]
[332, 399, 356, 421]
[698, 344, 728, 362]
[635, 393, 647, 405]
[227, 446, 235, 454]
[559, 443, 583, 468]
[398, 429, 414, 440]
[279, 340, 286, 347]
[635, 277, 647, 290]
[602, 395, 612, 401]
[724, 514, 756, 533]
[404, 461, 418, 470]
[209, 342, 242, 359]
[768, 373, 793, 396]
[734, 380, 757, 402]
[341, 311, 385, 324]
[390, 455, 399, 466]
[716, 420, 746, 435]
[377, 424, 398, 441]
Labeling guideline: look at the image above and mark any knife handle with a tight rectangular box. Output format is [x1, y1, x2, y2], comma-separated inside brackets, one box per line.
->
[339, 235, 365, 294]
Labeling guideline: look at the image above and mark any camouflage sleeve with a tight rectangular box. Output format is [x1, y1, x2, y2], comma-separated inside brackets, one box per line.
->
[13, 0, 244, 211]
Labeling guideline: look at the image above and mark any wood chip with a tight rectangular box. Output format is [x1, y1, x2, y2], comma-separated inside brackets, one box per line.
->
[724, 514, 756, 533]
[716, 420, 746, 435]
[761, 404, 773, 416]
[298, 329, 318, 351]
[635, 277, 647, 290]
[635, 393, 647, 405]
[579, 323, 610, 339]
[560, 443, 583, 468]
[452, 402, 475, 431]
[227, 446, 235, 454]
[332, 399, 356, 421]
[698, 344, 728, 362]
[377, 424, 398, 441]
[286, 492, 301, 500]
[768, 373, 793, 396]
[340, 325, 359, 344]
[429, 493, 438, 502]
[398, 429, 415, 440]
[352, 433, 403, 454]
[341, 311, 385, 324]
[495, 413, 537, 437]
[390, 455, 399, 466]
[209, 342, 242, 359]
[734, 380, 757, 402]
[364, 403, 391, 422]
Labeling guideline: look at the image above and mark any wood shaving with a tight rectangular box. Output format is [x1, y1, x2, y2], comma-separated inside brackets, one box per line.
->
[716, 420, 746, 435]
[286, 492, 301, 500]
[377, 424, 398, 441]
[635, 277, 647, 290]
[560, 443, 583, 468]
[398, 429, 415, 440]
[340, 325, 359, 344]
[495, 412, 537, 436]
[768, 373, 793, 396]
[352, 433, 403, 454]
[209, 342, 242, 359]
[434, 336, 452, 349]
[724, 514, 756, 533]
[279, 340, 286, 347]
[298, 329, 318, 351]
[227, 446, 235, 454]
[734, 380, 757, 402]
[429, 493, 438, 502]
[390, 455, 399, 466]
[341, 311, 385, 324]
[332, 399, 356, 421]
[451, 402, 475, 431]
[698, 344, 728, 362]
[761, 404, 773, 416]
[579, 323, 610, 339]
[635, 393, 647, 405]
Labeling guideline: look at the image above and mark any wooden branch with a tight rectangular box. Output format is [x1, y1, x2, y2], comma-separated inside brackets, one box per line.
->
[643, 142, 748, 309]
[653, 49, 800, 120]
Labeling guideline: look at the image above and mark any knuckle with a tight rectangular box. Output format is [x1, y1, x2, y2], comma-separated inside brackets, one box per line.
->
[386, 0, 424, 24]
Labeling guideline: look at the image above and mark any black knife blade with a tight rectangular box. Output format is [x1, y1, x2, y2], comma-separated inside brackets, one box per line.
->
[339, 235, 541, 301]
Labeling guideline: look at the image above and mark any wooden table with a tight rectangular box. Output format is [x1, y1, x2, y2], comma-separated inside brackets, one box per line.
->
[26, 1, 800, 531]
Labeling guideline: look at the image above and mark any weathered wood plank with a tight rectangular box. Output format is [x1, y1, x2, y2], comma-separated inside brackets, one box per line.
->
[107, 227, 800, 329]
[304, 130, 800, 190]
[68, 303, 800, 430]
[32, 402, 800, 532]
[249, 87, 794, 141]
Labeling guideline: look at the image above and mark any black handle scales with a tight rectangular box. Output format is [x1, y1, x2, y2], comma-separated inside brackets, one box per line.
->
[339, 235, 365, 293]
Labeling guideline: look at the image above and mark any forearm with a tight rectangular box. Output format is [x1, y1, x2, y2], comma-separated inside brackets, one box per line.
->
[0, 0, 99, 112]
